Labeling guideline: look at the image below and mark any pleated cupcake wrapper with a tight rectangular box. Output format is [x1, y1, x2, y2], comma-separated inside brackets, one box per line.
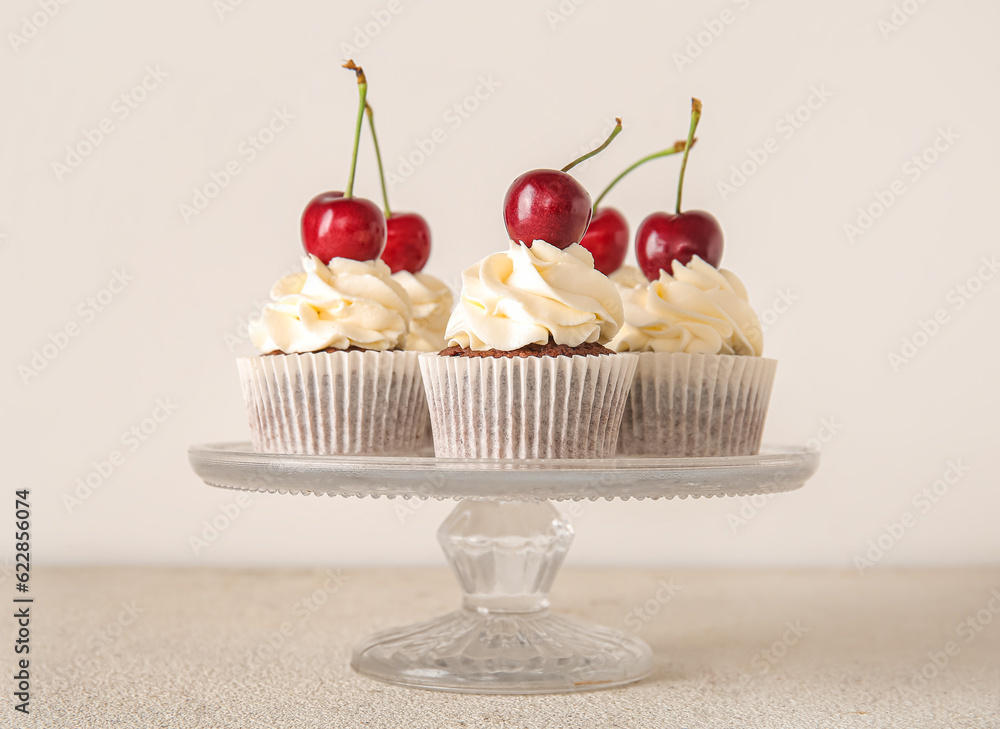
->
[420, 353, 638, 459]
[617, 352, 777, 457]
[237, 350, 428, 455]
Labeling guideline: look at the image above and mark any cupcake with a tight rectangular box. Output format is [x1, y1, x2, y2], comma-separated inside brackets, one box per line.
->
[609, 256, 776, 457]
[391, 271, 454, 352]
[420, 240, 638, 459]
[238, 254, 428, 455]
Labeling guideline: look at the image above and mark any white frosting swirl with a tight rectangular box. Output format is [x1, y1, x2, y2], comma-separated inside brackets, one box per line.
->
[608, 256, 763, 356]
[609, 264, 649, 292]
[391, 271, 454, 352]
[250, 255, 411, 353]
[445, 240, 624, 350]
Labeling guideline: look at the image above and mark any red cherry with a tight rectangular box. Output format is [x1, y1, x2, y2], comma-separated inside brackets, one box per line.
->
[637, 99, 723, 279]
[503, 169, 593, 249]
[382, 212, 431, 273]
[579, 207, 629, 275]
[301, 192, 386, 263]
[636, 210, 724, 280]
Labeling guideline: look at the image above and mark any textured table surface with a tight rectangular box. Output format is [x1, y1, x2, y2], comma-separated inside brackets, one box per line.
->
[3, 567, 999, 728]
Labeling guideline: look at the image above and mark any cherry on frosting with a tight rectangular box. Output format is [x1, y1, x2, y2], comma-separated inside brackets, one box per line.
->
[301, 61, 386, 263]
[502, 118, 622, 250]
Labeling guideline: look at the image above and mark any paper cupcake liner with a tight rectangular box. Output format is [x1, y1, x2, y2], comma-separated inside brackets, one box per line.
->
[617, 352, 777, 457]
[420, 353, 638, 459]
[237, 350, 428, 455]
[417, 412, 435, 454]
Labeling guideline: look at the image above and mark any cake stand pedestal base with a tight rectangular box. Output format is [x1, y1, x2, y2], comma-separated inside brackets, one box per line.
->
[190, 442, 820, 693]
[351, 499, 653, 693]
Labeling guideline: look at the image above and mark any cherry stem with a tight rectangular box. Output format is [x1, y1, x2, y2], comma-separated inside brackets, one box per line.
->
[592, 139, 695, 212]
[675, 98, 702, 214]
[343, 60, 368, 199]
[560, 117, 623, 173]
[365, 103, 392, 218]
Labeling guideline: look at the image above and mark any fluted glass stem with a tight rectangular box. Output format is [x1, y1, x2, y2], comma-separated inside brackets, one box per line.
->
[439, 499, 573, 614]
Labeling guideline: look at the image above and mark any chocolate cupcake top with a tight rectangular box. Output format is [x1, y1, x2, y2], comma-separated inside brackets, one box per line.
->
[608, 255, 763, 356]
[250, 255, 411, 354]
[444, 240, 624, 351]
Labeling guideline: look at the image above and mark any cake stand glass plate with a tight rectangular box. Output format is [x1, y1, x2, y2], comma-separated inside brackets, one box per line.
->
[188, 444, 818, 694]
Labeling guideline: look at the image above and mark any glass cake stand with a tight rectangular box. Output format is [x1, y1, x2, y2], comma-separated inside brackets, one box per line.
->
[188, 443, 818, 694]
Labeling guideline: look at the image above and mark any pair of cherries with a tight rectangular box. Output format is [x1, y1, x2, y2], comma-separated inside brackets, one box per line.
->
[301, 62, 431, 274]
[303, 191, 429, 273]
[504, 100, 723, 280]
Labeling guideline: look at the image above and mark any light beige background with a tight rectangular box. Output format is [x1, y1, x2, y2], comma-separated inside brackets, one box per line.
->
[3, 0, 998, 567]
